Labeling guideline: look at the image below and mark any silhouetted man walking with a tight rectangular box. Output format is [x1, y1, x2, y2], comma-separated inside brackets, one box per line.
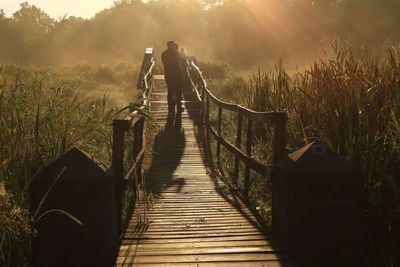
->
[162, 41, 183, 114]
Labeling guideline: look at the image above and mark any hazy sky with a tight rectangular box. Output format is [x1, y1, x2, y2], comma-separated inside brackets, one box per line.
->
[2, 0, 116, 18]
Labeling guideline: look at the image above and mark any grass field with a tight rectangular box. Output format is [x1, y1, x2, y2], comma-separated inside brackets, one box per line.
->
[205, 42, 400, 265]
[1, 42, 400, 266]
[0, 63, 140, 267]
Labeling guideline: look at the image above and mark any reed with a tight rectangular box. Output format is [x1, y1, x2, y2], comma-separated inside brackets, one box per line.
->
[208, 41, 400, 229]
[0, 66, 117, 267]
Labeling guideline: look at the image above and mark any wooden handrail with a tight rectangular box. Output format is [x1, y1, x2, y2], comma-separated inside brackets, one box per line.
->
[207, 123, 269, 175]
[111, 48, 154, 240]
[190, 62, 283, 123]
[137, 47, 155, 91]
[142, 60, 155, 100]
[187, 60, 287, 197]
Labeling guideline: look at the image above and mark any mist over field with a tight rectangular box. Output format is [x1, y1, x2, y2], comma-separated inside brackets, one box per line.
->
[2, 1, 400, 266]
[1, 0, 400, 69]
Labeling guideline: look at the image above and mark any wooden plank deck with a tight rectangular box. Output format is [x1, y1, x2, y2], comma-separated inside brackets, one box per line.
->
[116, 75, 295, 266]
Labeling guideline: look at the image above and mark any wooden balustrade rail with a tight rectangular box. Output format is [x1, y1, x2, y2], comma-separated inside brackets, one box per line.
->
[112, 47, 287, 240]
[187, 61, 287, 197]
[111, 48, 155, 239]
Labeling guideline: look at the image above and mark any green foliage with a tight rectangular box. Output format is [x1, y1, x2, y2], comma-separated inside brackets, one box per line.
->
[1, 62, 140, 107]
[0, 66, 117, 267]
[198, 61, 229, 80]
[1, 1, 400, 67]
[293, 43, 400, 215]
[208, 43, 400, 224]
[0, 192, 31, 267]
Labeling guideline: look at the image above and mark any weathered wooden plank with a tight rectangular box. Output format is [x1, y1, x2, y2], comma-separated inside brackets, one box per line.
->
[129, 212, 260, 220]
[119, 246, 282, 256]
[144, 203, 250, 208]
[125, 228, 263, 235]
[117, 262, 295, 267]
[129, 214, 260, 220]
[123, 231, 269, 239]
[121, 234, 271, 245]
[120, 240, 276, 249]
[129, 211, 258, 218]
[116, 75, 294, 266]
[116, 252, 290, 264]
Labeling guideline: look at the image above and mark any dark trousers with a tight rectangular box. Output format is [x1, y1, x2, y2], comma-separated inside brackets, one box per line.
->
[165, 77, 182, 111]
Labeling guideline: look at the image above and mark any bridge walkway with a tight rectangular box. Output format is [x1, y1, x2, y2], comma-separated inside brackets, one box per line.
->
[116, 75, 294, 266]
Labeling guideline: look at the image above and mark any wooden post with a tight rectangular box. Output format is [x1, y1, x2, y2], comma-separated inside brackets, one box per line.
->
[111, 119, 129, 237]
[132, 121, 140, 183]
[206, 94, 210, 141]
[273, 112, 287, 167]
[137, 48, 154, 90]
[132, 121, 140, 159]
[136, 118, 145, 184]
[201, 82, 206, 123]
[131, 118, 144, 211]
[244, 119, 253, 198]
[271, 112, 287, 244]
[233, 113, 243, 185]
[216, 107, 222, 164]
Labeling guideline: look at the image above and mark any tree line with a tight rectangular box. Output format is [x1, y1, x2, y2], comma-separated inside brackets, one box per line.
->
[0, 0, 399, 67]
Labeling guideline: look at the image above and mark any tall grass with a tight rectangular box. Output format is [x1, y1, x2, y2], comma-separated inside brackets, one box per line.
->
[292, 44, 400, 216]
[208, 42, 400, 227]
[0, 63, 140, 107]
[0, 66, 118, 267]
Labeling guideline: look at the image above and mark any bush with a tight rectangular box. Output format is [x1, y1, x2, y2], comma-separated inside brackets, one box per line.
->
[207, 42, 400, 223]
[0, 191, 31, 267]
[198, 61, 230, 80]
[0, 67, 116, 267]
[94, 65, 116, 84]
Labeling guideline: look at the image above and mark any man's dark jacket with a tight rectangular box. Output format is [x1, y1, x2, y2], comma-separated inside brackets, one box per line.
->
[161, 48, 182, 80]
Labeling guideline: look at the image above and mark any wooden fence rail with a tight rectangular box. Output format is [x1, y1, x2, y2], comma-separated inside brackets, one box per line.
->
[187, 61, 287, 197]
[111, 48, 155, 239]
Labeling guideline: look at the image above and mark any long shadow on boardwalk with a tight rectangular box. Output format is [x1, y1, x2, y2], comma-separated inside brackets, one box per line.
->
[181, 89, 264, 229]
[145, 111, 186, 195]
[183, 86, 294, 266]
[117, 112, 187, 266]
[117, 80, 294, 266]
[182, 90, 265, 231]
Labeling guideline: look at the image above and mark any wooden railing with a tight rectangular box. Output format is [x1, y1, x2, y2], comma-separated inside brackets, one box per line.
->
[187, 61, 287, 197]
[111, 48, 155, 239]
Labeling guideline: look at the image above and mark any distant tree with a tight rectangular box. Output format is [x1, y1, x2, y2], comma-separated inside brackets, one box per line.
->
[0, 0, 399, 66]
[12, 2, 55, 42]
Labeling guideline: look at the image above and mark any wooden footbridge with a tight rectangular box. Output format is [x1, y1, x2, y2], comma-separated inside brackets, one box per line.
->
[112, 48, 293, 266]
[28, 48, 364, 267]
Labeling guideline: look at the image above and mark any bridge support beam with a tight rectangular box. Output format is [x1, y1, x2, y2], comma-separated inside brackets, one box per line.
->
[111, 119, 129, 238]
